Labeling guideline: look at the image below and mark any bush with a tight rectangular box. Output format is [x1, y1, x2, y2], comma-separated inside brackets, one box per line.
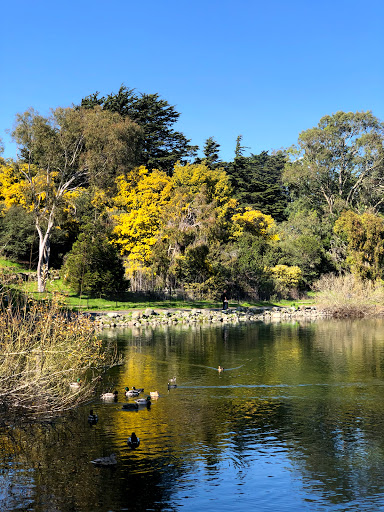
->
[62, 225, 127, 297]
[0, 285, 119, 417]
[313, 273, 384, 317]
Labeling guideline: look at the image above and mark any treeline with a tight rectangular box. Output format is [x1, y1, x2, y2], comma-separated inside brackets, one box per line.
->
[0, 86, 383, 301]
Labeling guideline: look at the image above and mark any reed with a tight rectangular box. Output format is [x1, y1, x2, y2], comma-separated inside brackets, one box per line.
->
[0, 282, 119, 417]
[313, 273, 384, 317]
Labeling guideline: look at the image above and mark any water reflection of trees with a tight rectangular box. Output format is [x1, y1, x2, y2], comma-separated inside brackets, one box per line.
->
[0, 414, 179, 511]
[221, 319, 384, 507]
[3, 319, 384, 510]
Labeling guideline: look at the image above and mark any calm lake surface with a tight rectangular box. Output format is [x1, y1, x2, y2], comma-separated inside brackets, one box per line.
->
[2, 317, 384, 511]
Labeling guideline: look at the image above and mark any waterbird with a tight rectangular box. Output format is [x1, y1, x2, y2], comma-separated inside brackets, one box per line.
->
[218, 366, 224, 373]
[128, 433, 140, 449]
[169, 376, 177, 384]
[88, 409, 98, 425]
[69, 378, 82, 388]
[90, 453, 117, 466]
[135, 396, 151, 406]
[150, 391, 160, 398]
[100, 390, 118, 400]
[124, 387, 140, 397]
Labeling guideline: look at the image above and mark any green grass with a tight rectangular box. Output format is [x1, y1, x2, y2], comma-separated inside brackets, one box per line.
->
[22, 278, 314, 311]
[0, 258, 31, 270]
[0, 258, 314, 311]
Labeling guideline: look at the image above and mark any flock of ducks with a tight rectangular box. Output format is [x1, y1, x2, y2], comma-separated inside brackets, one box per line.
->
[82, 369, 223, 466]
[86, 377, 178, 465]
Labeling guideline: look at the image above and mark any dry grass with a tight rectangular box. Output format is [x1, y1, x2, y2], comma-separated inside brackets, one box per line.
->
[0, 285, 120, 417]
[312, 273, 384, 317]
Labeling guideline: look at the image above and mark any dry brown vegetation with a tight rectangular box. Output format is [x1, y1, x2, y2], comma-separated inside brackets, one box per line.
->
[0, 284, 119, 418]
[313, 273, 384, 317]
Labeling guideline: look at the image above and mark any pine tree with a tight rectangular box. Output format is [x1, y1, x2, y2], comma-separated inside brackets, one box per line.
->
[80, 85, 198, 174]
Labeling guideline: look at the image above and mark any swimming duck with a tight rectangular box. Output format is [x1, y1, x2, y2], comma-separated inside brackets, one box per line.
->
[124, 387, 140, 397]
[88, 409, 98, 424]
[169, 376, 177, 384]
[69, 378, 82, 388]
[218, 366, 224, 372]
[168, 382, 177, 390]
[100, 390, 118, 400]
[150, 391, 160, 398]
[91, 453, 117, 466]
[122, 402, 139, 411]
[135, 396, 151, 406]
[128, 433, 140, 449]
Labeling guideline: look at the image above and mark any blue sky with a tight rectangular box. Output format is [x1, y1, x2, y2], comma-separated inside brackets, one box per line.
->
[1, 0, 383, 163]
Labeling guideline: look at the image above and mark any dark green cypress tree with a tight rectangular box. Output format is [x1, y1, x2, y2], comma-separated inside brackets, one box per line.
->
[202, 137, 221, 168]
[80, 85, 198, 174]
[226, 150, 289, 222]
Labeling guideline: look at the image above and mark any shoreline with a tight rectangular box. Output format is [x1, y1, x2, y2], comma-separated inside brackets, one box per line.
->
[90, 305, 332, 329]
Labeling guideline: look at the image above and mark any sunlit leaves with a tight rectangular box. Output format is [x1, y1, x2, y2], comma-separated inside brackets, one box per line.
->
[231, 208, 279, 241]
[334, 210, 384, 280]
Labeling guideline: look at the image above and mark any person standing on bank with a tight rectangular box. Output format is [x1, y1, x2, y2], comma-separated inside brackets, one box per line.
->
[221, 290, 229, 311]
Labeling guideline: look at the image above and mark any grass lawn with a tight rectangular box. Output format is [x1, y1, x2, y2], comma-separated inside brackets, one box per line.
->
[23, 279, 314, 311]
[1, 259, 314, 311]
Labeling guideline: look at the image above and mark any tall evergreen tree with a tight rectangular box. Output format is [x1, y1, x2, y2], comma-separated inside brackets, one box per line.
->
[202, 137, 221, 168]
[226, 151, 289, 221]
[80, 85, 198, 174]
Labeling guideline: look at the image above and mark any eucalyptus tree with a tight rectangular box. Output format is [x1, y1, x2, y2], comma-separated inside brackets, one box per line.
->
[11, 106, 142, 292]
[283, 111, 384, 215]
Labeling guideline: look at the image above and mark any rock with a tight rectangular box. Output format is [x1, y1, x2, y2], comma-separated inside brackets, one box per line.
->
[107, 312, 120, 318]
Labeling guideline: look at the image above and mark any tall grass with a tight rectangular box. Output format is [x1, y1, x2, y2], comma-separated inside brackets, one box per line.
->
[313, 273, 384, 317]
[0, 282, 119, 417]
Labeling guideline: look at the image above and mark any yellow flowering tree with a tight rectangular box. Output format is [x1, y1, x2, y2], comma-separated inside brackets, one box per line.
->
[231, 208, 279, 241]
[269, 264, 302, 297]
[112, 167, 172, 285]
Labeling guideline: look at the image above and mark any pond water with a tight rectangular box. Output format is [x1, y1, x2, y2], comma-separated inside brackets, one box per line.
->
[2, 318, 384, 511]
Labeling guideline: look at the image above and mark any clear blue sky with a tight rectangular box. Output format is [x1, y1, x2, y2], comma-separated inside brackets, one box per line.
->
[1, 0, 383, 163]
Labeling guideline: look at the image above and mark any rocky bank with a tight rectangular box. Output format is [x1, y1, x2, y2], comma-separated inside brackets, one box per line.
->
[91, 305, 330, 329]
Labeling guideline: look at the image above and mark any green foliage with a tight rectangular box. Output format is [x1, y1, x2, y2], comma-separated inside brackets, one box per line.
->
[334, 210, 384, 280]
[81, 85, 198, 174]
[226, 151, 288, 221]
[202, 137, 221, 168]
[0, 205, 37, 262]
[277, 208, 333, 283]
[283, 111, 384, 215]
[230, 234, 275, 300]
[62, 223, 127, 297]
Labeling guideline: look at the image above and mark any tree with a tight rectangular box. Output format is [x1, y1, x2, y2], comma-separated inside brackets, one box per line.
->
[0, 205, 36, 262]
[334, 210, 384, 280]
[112, 166, 173, 288]
[202, 137, 221, 168]
[277, 208, 333, 284]
[226, 151, 288, 221]
[80, 85, 198, 174]
[283, 111, 384, 215]
[62, 223, 127, 297]
[11, 106, 142, 291]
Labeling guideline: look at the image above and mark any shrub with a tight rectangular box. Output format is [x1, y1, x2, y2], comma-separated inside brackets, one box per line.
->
[0, 285, 119, 417]
[313, 273, 384, 317]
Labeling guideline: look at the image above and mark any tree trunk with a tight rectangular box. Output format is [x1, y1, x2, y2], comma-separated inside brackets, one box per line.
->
[36, 210, 55, 293]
